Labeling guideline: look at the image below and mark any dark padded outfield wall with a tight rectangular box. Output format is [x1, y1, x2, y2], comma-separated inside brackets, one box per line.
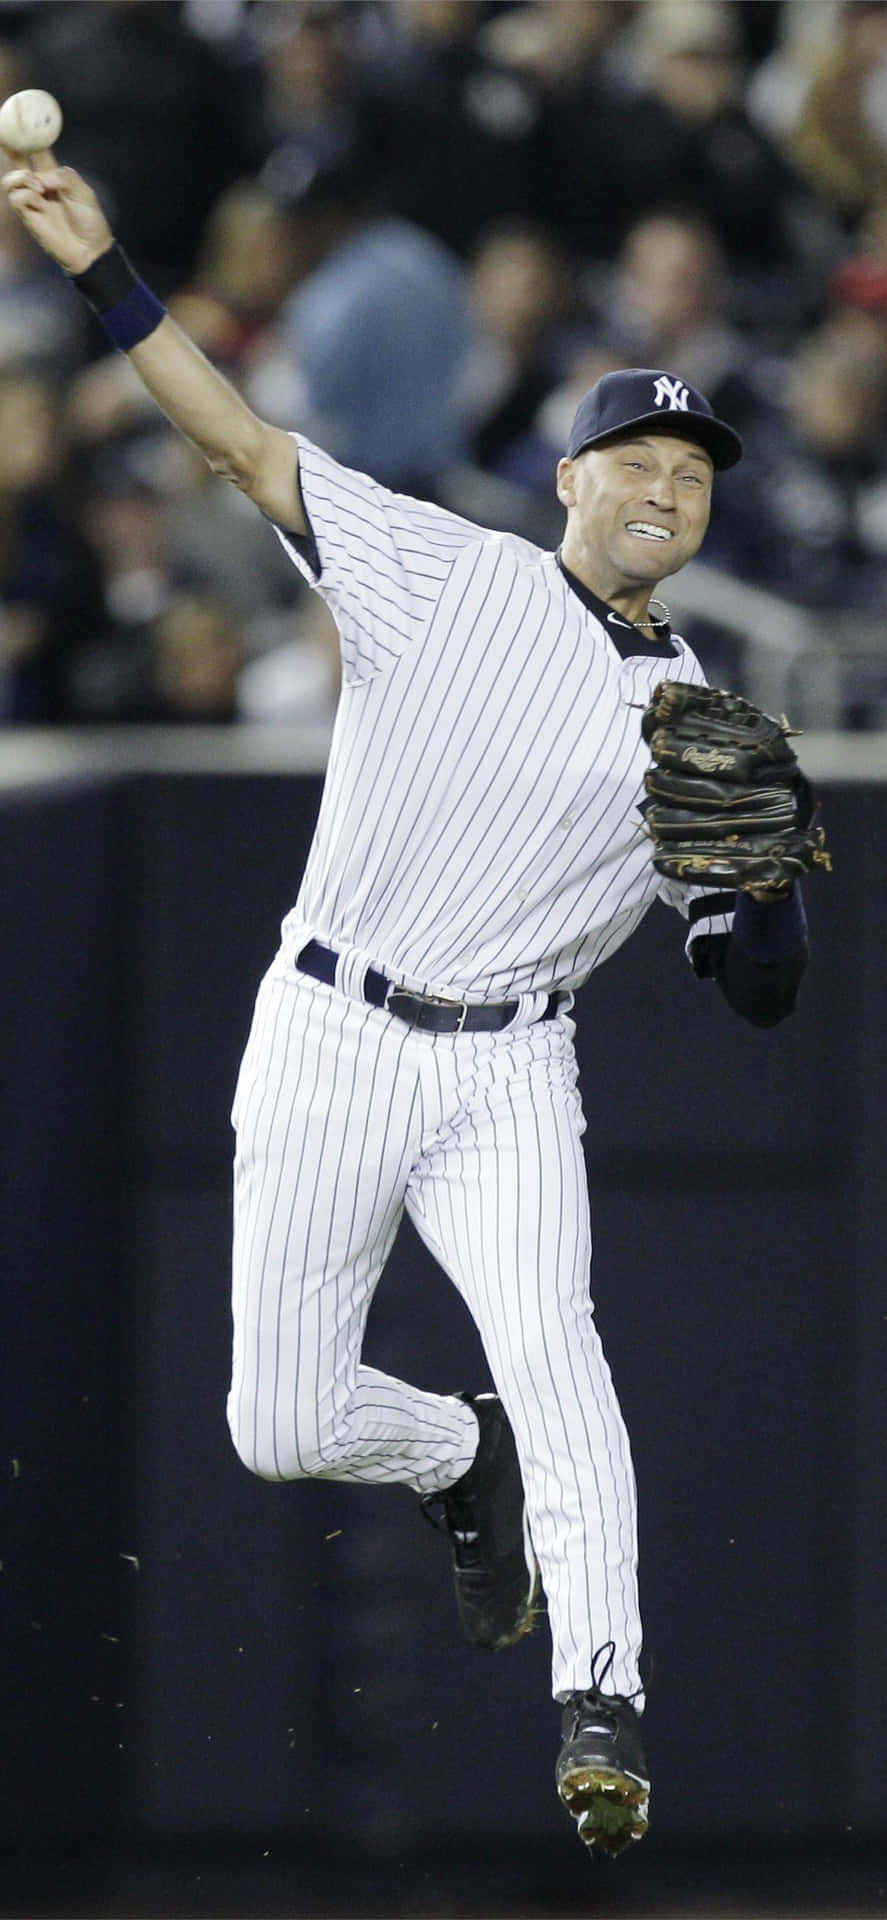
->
[2, 765, 884, 1907]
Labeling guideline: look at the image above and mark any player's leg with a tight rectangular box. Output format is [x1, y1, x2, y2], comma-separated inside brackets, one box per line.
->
[405, 1018, 648, 1851]
[404, 1016, 643, 1706]
[227, 964, 477, 1491]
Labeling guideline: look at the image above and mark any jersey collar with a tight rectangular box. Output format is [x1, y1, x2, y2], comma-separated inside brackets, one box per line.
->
[555, 551, 679, 661]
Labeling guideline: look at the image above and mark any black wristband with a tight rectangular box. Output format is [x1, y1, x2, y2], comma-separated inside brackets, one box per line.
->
[71, 242, 139, 312]
[70, 241, 167, 350]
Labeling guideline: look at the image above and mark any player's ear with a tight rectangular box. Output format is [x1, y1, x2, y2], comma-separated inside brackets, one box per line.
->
[556, 457, 576, 508]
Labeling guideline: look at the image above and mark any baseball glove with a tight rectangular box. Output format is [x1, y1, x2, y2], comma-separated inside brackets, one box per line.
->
[640, 681, 832, 895]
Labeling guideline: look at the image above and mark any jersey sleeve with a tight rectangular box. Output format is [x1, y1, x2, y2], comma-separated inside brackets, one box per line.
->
[659, 878, 737, 960]
[271, 436, 488, 685]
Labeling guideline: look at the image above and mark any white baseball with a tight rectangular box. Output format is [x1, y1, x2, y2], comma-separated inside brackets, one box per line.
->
[0, 89, 63, 155]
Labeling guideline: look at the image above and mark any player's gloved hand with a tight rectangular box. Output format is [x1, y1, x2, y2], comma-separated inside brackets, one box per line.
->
[640, 681, 832, 896]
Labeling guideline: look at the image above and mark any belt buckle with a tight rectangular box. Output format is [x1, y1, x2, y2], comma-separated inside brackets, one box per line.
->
[425, 993, 469, 1036]
[387, 986, 469, 1034]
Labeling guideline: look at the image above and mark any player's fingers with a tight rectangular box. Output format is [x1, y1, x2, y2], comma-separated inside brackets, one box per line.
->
[0, 149, 58, 178]
[47, 165, 95, 201]
[2, 163, 54, 194]
[3, 180, 48, 215]
[2, 163, 83, 197]
[12, 163, 63, 191]
[27, 146, 57, 175]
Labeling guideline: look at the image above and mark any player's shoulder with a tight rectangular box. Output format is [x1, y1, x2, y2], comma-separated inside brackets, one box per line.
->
[446, 522, 550, 581]
[480, 527, 555, 574]
[668, 631, 708, 684]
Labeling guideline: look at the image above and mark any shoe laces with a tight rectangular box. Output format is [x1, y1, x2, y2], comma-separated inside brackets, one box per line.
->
[570, 1642, 644, 1732]
[591, 1642, 617, 1692]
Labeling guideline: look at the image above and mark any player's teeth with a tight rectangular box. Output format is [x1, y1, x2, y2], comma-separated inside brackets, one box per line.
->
[626, 523, 672, 541]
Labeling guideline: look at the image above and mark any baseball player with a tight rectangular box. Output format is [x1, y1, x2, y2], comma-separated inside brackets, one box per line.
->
[5, 157, 817, 1858]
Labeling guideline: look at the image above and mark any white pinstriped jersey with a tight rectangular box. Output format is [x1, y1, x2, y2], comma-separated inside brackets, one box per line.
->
[273, 438, 734, 1004]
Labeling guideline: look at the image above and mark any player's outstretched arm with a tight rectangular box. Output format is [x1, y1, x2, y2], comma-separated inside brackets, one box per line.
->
[1, 159, 308, 535]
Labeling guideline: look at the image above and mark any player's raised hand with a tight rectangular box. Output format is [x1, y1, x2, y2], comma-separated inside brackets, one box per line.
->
[1, 161, 112, 275]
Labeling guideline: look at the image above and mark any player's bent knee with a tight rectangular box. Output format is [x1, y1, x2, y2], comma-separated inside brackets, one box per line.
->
[227, 1427, 320, 1481]
[226, 1399, 349, 1482]
[227, 1405, 305, 1482]
[227, 1417, 283, 1481]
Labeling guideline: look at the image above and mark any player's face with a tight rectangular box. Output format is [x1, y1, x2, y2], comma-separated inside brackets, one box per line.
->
[556, 433, 714, 603]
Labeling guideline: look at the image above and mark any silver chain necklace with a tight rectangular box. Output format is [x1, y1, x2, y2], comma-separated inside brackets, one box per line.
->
[606, 597, 671, 633]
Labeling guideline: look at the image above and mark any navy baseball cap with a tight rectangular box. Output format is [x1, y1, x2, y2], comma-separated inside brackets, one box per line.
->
[566, 368, 743, 470]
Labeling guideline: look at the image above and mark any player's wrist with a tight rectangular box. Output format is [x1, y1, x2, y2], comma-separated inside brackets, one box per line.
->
[71, 241, 167, 351]
[731, 883, 807, 961]
[70, 241, 130, 303]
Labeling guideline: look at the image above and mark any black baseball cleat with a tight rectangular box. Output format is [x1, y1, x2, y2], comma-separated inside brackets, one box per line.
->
[420, 1392, 539, 1650]
[556, 1649, 650, 1857]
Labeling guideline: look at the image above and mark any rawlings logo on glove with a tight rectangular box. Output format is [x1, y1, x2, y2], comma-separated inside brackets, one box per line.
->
[640, 681, 832, 896]
[680, 745, 738, 774]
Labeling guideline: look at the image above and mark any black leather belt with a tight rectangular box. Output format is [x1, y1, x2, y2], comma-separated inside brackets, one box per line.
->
[296, 940, 560, 1035]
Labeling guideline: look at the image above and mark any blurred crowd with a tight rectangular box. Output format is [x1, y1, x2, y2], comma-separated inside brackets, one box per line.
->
[2, 0, 887, 727]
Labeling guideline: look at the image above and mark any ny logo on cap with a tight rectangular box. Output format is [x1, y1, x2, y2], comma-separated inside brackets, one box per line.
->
[652, 376, 690, 412]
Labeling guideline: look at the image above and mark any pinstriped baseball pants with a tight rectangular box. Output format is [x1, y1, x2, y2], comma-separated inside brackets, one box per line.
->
[227, 959, 643, 1703]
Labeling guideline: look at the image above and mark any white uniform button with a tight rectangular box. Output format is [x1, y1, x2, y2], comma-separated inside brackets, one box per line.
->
[561, 818, 573, 831]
